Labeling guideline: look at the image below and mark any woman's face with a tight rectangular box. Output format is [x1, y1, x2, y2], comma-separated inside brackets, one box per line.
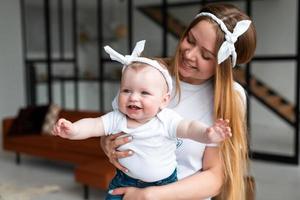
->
[179, 20, 218, 84]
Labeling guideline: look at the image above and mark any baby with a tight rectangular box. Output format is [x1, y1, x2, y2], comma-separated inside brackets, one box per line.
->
[52, 40, 231, 200]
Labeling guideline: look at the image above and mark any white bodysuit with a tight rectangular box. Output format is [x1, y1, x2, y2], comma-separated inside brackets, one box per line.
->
[101, 108, 183, 182]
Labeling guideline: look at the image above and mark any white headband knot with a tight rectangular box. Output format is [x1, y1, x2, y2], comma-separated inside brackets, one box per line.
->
[225, 34, 237, 43]
[104, 40, 173, 94]
[195, 12, 251, 67]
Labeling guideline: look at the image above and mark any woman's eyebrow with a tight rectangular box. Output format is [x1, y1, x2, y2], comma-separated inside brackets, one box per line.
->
[189, 31, 216, 57]
[201, 46, 216, 57]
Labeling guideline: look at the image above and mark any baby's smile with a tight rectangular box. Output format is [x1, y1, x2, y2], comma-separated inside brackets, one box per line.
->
[128, 105, 141, 110]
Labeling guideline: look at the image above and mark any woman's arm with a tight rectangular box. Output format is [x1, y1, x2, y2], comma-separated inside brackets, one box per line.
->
[111, 147, 224, 200]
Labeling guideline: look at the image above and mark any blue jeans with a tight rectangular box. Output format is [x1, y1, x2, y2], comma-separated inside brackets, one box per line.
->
[105, 169, 177, 200]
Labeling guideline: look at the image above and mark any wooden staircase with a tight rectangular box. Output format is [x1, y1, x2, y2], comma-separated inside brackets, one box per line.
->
[138, 5, 296, 126]
[234, 67, 295, 125]
[138, 5, 186, 38]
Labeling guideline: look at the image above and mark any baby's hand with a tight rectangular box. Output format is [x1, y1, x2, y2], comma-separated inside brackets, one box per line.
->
[52, 118, 75, 139]
[206, 119, 231, 143]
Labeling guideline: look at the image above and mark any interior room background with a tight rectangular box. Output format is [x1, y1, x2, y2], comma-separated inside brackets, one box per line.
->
[0, 0, 299, 164]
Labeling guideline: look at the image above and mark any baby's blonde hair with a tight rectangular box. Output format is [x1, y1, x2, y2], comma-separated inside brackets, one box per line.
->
[122, 60, 170, 94]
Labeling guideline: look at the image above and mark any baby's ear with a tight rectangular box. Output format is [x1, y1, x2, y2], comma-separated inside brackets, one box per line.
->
[160, 93, 171, 110]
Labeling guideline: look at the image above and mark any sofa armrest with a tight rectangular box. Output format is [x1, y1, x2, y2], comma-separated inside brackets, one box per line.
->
[2, 117, 15, 137]
[2, 117, 15, 149]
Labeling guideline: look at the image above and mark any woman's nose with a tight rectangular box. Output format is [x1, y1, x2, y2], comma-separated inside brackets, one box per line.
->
[185, 47, 197, 61]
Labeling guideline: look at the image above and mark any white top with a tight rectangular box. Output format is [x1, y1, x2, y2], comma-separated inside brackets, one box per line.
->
[101, 108, 183, 182]
[170, 79, 246, 180]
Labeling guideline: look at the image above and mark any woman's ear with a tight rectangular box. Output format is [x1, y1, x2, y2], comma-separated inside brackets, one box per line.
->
[160, 93, 171, 110]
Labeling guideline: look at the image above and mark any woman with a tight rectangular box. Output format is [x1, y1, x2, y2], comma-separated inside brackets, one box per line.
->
[101, 3, 256, 200]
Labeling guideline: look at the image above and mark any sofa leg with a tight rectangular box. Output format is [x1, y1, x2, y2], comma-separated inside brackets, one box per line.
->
[83, 185, 89, 200]
[16, 152, 21, 165]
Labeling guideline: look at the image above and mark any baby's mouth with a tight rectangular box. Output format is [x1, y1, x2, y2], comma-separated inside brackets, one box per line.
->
[128, 105, 141, 110]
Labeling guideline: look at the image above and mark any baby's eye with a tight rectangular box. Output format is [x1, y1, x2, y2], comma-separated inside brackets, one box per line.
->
[122, 89, 131, 93]
[141, 91, 150, 95]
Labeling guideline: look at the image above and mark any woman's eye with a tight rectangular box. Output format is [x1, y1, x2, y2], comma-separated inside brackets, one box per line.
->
[186, 35, 193, 44]
[202, 52, 213, 60]
[202, 54, 211, 60]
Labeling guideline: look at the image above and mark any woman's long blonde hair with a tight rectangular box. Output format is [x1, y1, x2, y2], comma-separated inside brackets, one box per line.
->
[169, 3, 257, 200]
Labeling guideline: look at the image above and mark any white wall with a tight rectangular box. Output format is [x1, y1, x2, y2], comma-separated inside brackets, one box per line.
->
[250, 0, 298, 154]
[251, 0, 297, 127]
[0, 0, 25, 138]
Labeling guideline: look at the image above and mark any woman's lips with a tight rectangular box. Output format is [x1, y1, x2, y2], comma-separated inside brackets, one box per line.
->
[182, 59, 197, 71]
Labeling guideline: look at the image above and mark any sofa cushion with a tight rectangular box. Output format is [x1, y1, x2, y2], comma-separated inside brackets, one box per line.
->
[9, 105, 50, 136]
[42, 104, 61, 135]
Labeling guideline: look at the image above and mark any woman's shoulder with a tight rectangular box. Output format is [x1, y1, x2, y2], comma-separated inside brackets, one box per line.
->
[158, 57, 173, 71]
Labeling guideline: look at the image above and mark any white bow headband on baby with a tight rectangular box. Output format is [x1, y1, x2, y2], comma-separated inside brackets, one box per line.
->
[195, 12, 251, 67]
[104, 40, 173, 94]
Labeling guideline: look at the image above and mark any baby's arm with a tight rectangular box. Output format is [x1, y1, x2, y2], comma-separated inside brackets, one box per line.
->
[52, 117, 105, 140]
[176, 119, 231, 143]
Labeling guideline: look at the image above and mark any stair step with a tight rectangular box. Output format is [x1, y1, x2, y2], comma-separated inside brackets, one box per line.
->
[278, 104, 295, 122]
[138, 6, 185, 37]
[263, 95, 282, 108]
[251, 84, 269, 97]
[233, 67, 295, 124]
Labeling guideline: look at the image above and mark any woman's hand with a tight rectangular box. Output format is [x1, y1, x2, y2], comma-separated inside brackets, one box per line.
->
[109, 187, 153, 200]
[100, 133, 133, 172]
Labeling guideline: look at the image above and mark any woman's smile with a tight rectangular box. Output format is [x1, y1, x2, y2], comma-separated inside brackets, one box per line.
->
[181, 57, 197, 72]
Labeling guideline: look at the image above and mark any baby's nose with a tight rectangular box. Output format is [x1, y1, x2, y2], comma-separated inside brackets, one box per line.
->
[129, 92, 139, 101]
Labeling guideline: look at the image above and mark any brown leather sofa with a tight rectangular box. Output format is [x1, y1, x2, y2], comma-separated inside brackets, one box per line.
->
[2, 109, 116, 199]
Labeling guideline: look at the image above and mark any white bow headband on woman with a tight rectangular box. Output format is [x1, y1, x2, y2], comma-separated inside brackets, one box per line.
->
[104, 40, 173, 94]
[195, 12, 251, 67]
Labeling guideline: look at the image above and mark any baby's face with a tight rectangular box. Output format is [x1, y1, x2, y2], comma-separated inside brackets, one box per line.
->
[118, 64, 170, 123]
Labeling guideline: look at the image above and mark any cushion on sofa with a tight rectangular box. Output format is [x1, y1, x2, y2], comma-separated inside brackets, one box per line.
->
[9, 105, 50, 136]
[42, 104, 61, 135]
